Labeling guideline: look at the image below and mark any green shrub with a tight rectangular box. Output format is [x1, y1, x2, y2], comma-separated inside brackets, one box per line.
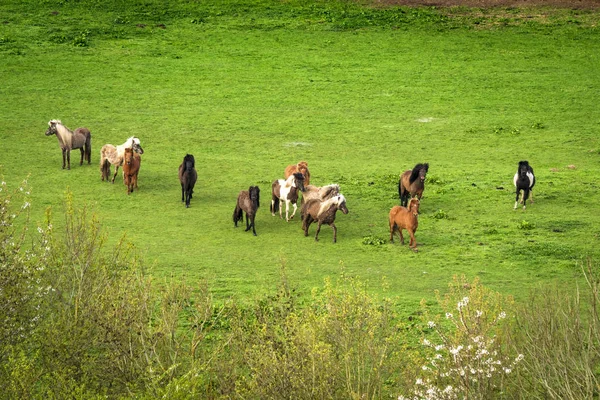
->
[509, 258, 600, 399]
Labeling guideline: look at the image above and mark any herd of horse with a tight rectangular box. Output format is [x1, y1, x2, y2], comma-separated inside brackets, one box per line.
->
[45, 120, 536, 249]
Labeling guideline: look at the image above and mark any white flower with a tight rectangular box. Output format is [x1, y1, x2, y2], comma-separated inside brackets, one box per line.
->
[476, 310, 483, 317]
[443, 386, 453, 394]
[428, 321, 436, 328]
[450, 346, 463, 355]
[435, 345, 444, 351]
[446, 312, 453, 319]
[422, 365, 429, 371]
[457, 296, 470, 310]
[22, 201, 30, 209]
[516, 354, 524, 362]
[423, 339, 431, 346]
[498, 311, 507, 319]
[37, 227, 44, 234]
[504, 368, 512, 374]
[415, 378, 424, 385]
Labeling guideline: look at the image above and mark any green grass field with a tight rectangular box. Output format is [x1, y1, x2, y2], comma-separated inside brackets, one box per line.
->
[1, 0, 599, 313]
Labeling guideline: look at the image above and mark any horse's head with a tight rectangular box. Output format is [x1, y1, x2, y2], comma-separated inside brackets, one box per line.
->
[184, 154, 195, 170]
[418, 163, 429, 182]
[45, 120, 60, 136]
[518, 161, 530, 177]
[130, 137, 144, 154]
[335, 195, 349, 215]
[292, 172, 306, 192]
[249, 186, 260, 208]
[408, 197, 420, 216]
[124, 147, 134, 165]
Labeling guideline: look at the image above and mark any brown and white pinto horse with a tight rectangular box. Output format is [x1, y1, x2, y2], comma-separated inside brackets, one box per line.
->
[398, 163, 429, 207]
[284, 161, 310, 186]
[271, 172, 306, 221]
[301, 195, 349, 243]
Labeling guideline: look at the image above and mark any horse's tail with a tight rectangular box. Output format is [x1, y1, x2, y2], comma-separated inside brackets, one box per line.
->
[270, 194, 280, 213]
[398, 176, 404, 200]
[233, 205, 243, 224]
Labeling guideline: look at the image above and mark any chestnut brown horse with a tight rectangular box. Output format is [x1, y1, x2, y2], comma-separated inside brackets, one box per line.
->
[398, 163, 429, 207]
[233, 186, 260, 236]
[284, 161, 310, 186]
[122, 147, 141, 194]
[45, 119, 92, 170]
[389, 197, 420, 252]
[301, 195, 348, 243]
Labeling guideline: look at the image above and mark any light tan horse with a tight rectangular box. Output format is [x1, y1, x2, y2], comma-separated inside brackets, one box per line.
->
[389, 197, 420, 252]
[45, 119, 92, 170]
[100, 137, 144, 183]
[284, 161, 310, 186]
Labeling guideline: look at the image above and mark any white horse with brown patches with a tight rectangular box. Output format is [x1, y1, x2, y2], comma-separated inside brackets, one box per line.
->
[100, 137, 144, 183]
[270, 172, 306, 221]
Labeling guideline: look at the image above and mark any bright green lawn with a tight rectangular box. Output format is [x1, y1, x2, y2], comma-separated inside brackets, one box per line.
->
[1, 0, 599, 313]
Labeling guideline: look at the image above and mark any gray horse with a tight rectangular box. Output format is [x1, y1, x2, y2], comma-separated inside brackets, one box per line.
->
[45, 119, 92, 169]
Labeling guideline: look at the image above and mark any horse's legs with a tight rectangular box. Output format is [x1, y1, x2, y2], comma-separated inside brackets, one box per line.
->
[251, 216, 257, 236]
[522, 189, 530, 210]
[314, 221, 322, 241]
[79, 148, 84, 166]
[408, 229, 417, 251]
[389, 222, 396, 243]
[399, 228, 405, 245]
[181, 183, 185, 202]
[61, 149, 66, 169]
[279, 199, 284, 220]
[331, 222, 337, 243]
[111, 165, 120, 184]
[514, 188, 520, 210]
[66, 150, 71, 170]
[289, 202, 298, 220]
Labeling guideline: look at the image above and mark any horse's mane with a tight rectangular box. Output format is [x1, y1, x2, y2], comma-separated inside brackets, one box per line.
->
[318, 184, 340, 199]
[409, 163, 429, 184]
[317, 195, 346, 218]
[48, 119, 62, 126]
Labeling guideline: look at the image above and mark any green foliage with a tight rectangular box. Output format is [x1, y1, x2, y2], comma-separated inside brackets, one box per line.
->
[517, 220, 536, 230]
[235, 273, 405, 399]
[431, 209, 449, 220]
[362, 234, 387, 246]
[509, 258, 600, 399]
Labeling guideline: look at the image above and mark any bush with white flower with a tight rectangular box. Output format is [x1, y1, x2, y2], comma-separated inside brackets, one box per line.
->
[400, 276, 523, 400]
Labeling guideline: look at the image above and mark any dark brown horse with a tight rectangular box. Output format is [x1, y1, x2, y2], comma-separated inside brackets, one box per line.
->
[301, 195, 349, 243]
[284, 161, 310, 186]
[45, 119, 92, 170]
[233, 186, 260, 236]
[178, 154, 197, 208]
[271, 172, 306, 221]
[122, 147, 141, 194]
[389, 197, 420, 252]
[398, 163, 429, 207]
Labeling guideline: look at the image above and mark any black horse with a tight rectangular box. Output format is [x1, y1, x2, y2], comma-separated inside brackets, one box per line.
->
[234, 186, 260, 236]
[513, 160, 535, 210]
[398, 163, 429, 207]
[178, 154, 197, 208]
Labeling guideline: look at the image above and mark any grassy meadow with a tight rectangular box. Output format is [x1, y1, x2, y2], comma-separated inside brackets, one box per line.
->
[1, 0, 599, 313]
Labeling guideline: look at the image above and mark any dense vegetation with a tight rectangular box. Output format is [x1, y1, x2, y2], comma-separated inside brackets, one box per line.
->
[1, 0, 599, 397]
